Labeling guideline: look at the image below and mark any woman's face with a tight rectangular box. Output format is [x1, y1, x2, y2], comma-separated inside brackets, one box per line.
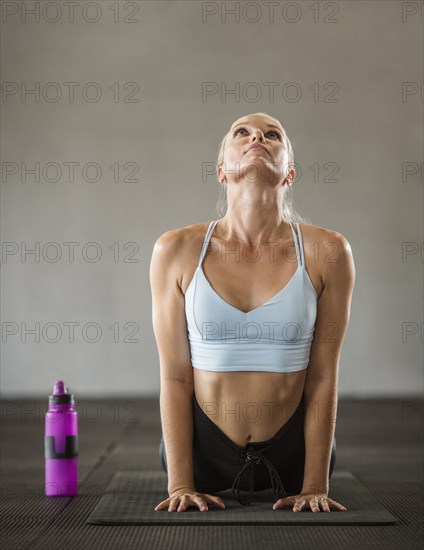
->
[219, 115, 291, 186]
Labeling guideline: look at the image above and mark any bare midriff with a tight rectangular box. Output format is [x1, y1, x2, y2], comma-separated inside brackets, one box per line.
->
[193, 368, 307, 447]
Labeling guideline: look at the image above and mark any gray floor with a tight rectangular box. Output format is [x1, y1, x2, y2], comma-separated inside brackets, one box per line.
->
[1, 396, 423, 550]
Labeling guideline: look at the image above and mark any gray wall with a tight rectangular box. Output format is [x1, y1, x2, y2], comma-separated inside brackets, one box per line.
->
[1, 1, 422, 398]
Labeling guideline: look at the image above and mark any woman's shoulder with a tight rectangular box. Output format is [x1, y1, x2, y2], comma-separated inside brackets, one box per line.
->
[155, 221, 209, 244]
[152, 221, 210, 261]
[299, 222, 354, 286]
[298, 221, 350, 247]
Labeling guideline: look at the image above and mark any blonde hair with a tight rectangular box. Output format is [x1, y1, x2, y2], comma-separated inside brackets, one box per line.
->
[215, 112, 311, 225]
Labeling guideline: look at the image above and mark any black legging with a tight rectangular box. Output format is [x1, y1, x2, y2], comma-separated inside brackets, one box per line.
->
[159, 391, 336, 505]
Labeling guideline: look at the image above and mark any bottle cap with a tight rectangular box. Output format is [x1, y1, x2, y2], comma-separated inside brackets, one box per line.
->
[49, 380, 75, 405]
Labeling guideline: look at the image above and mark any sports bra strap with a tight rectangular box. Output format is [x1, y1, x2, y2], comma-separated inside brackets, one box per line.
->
[295, 223, 305, 267]
[289, 222, 303, 267]
[198, 220, 218, 267]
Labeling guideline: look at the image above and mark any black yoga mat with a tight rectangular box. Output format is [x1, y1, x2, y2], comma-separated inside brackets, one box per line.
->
[86, 470, 399, 525]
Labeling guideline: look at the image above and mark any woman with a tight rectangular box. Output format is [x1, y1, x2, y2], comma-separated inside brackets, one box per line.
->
[150, 112, 355, 513]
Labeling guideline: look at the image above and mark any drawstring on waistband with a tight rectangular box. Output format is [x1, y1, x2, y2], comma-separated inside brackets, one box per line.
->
[231, 447, 288, 506]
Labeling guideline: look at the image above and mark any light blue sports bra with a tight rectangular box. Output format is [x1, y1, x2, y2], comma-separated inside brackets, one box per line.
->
[184, 219, 318, 373]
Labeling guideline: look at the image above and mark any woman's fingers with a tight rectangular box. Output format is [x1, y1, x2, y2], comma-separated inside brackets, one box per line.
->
[273, 495, 347, 512]
[176, 495, 188, 512]
[193, 496, 208, 511]
[154, 498, 170, 511]
[207, 495, 226, 509]
[327, 498, 347, 511]
[310, 497, 345, 513]
[192, 494, 226, 511]
[155, 493, 226, 512]
[293, 498, 306, 512]
[210, 497, 225, 509]
[272, 497, 294, 510]
[168, 497, 180, 512]
[310, 496, 321, 512]
[320, 499, 331, 512]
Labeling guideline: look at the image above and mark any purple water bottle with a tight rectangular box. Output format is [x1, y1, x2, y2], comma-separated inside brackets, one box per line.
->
[45, 380, 78, 496]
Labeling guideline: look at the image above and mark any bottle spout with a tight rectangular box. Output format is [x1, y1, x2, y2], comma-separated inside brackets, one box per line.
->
[53, 380, 69, 396]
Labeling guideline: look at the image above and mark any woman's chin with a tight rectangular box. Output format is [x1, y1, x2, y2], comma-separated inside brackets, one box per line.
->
[239, 159, 278, 179]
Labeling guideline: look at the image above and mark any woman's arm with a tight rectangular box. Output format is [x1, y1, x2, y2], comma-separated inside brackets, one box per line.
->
[150, 229, 196, 495]
[159, 381, 195, 494]
[302, 232, 356, 493]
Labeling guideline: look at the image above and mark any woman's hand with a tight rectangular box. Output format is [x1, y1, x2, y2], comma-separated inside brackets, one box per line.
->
[272, 491, 347, 512]
[154, 488, 226, 512]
